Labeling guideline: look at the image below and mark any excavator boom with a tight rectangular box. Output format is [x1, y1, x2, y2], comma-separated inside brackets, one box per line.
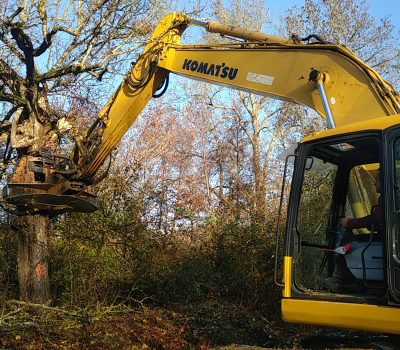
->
[76, 12, 400, 180]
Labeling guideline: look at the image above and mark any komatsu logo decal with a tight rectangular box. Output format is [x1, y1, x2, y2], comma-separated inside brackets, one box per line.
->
[182, 59, 238, 80]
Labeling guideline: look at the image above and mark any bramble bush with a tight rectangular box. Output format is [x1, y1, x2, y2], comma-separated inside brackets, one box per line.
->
[50, 204, 279, 311]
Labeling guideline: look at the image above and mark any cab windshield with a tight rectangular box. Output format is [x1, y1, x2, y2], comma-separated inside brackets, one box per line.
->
[294, 136, 381, 293]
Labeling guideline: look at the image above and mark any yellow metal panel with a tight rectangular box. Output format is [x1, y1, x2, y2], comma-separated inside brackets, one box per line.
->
[283, 256, 292, 298]
[81, 73, 163, 176]
[282, 298, 400, 334]
[303, 115, 400, 143]
[160, 47, 394, 126]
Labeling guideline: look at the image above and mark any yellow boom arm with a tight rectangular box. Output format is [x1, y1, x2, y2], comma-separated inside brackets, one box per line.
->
[4, 12, 400, 214]
[76, 12, 400, 180]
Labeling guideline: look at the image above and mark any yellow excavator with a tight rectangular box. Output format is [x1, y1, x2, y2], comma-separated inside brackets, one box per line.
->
[3, 12, 400, 334]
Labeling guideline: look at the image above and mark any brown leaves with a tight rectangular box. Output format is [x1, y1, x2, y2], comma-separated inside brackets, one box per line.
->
[0, 302, 189, 350]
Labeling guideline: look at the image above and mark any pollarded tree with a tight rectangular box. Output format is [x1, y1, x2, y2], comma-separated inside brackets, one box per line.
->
[0, 0, 168, 303]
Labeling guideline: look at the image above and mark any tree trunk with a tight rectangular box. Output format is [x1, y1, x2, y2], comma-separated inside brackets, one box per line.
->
[11, 156, 52, 304]
[16, 214, 51, 304]
[252, 136, 267, 225]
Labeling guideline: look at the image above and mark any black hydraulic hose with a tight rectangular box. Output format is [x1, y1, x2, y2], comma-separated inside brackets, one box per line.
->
[86, 117, 102, 137]
[153, 74, 169, 98]
[301, 34, 332, 44]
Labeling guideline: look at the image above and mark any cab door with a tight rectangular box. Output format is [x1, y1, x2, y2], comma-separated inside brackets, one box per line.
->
[385, 129, 400, 303]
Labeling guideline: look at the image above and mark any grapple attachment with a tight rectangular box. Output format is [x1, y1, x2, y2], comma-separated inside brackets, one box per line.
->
[3, 155, 98, 214]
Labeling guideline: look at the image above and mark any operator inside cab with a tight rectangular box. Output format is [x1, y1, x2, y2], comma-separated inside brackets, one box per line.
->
[293, 136, 385, 297]
[322, 171, 383, 293]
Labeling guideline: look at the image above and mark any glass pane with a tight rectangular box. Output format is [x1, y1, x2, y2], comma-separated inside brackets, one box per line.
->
[394, 138, 400, 212]
[393, 138, 400, 261]
[295, 156, 338, 290]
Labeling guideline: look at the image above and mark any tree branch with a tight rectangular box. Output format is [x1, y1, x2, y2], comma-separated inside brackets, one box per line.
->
[38, 0, 48, 40]
[7, 24, 35, 81]
[5, 6, 24, 23]
[34, 25, 81, 57]
[0, 58, 24, 88]
[0, 31, 26, 62]
[0, 91, 25, 104]
[3, 106, 19, 122]
[38, 63, 102, 82]
[9, 25, 33, 58]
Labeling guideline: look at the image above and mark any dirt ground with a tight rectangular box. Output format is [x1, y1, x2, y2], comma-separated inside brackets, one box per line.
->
[0, 301, 399, 349]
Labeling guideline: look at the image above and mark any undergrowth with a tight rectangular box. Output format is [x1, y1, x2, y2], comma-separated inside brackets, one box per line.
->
[0, 299, 300, 349]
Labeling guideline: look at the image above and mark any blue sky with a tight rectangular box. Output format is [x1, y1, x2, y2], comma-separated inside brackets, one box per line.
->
[267, 0, 400, 28]
[172, 1, 400, 38]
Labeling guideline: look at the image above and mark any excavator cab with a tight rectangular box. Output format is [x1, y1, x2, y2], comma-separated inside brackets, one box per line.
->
[279, 117, 400, 333]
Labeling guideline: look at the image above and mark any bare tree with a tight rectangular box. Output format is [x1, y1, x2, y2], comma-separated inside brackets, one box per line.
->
[203, 0, 296, 225]
[0, 0, 167, 303]
[204, 0, 400, 226]
[284, 0, 400, 84]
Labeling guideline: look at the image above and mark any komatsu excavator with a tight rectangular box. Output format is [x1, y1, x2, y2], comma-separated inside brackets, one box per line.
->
[3, 12, 400, 334]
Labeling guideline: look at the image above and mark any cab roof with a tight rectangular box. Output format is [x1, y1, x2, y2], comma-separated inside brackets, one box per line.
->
[302, 115, 400, 143]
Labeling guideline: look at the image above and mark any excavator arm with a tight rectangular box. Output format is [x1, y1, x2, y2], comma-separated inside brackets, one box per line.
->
[3, 12, 400, 213]
[76, 12, 400, 180]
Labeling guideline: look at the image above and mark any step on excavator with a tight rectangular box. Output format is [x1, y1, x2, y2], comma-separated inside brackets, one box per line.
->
[3, 12, 400, 334]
